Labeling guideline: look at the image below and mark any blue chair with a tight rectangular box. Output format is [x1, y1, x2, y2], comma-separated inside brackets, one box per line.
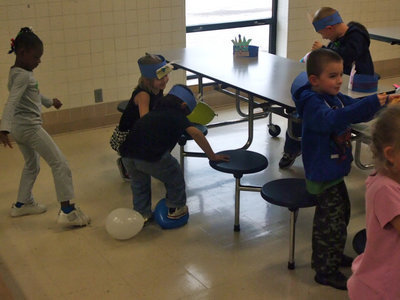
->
[209, 149, 268, 231]
[261, 178, 316, 269]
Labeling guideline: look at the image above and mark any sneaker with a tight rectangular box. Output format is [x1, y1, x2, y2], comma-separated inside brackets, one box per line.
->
[57, 206, 90, 227]
[116, 157, 130, 181]
[278, 152, 301, 169]
[10, 202, 47, 217]
[340, 254, 354, 267]
[167, 205, 188, 219]
[314, 271, 348, 290]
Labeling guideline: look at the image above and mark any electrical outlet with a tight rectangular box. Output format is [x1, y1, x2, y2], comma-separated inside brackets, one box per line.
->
[94, 89, 103, 103]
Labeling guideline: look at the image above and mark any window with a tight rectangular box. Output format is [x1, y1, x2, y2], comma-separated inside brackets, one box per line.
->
[186, 0, 277, 53]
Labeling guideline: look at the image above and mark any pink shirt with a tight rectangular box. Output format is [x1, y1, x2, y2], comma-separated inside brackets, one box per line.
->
[348, 172, 400, 300]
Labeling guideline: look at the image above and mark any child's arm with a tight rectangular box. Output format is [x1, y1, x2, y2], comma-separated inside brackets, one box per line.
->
[185, 126, 229, 161]
[134, 92, 151, 117]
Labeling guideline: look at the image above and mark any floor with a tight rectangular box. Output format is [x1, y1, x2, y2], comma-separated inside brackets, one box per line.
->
[0, 99, 372, 299]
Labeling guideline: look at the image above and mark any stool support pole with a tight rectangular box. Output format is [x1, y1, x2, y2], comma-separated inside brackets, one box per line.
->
[288, 208, 299, 270]
[234, 177, 241, 232]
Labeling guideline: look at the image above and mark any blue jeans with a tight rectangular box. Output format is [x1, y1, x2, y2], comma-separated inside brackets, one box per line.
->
[284, 118, 302, 155]
[122, 152, 186, 218]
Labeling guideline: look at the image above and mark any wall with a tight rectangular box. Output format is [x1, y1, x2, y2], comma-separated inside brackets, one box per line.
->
[283, 0, 400, 76]
[1, 0, 399, 133]
[0, 0, 186, 133]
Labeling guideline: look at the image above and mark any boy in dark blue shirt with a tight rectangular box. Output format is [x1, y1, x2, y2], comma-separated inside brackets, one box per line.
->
[120, 85, 229, 223]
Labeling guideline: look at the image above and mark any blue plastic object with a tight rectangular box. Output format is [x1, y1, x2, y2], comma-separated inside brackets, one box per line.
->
[154, 198, 189, 229]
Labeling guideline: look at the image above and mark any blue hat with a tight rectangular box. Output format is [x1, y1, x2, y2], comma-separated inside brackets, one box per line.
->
[312, 11, 343, 32]
[168, 85, 197, 113]
[138, 54, 173, 79]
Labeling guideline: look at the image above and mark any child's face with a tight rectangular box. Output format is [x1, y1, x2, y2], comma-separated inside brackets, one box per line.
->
[310, 61, 343, 95]
[318, 26, 337, 41]
[151, 74, 169, 91]
[18, 46, 43, 71]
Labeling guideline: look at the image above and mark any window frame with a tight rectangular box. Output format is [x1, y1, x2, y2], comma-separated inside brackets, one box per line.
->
[186, 0, 278, 54]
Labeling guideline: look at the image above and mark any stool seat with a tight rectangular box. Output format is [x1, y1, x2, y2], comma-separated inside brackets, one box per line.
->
[261, 178, 316, 211]
[117, 100, 129, 113]
[352, 228, 366, 255]
[261, 178, 316, 269]
[209, 149, 269, 178]
[209, 149, 268, 231]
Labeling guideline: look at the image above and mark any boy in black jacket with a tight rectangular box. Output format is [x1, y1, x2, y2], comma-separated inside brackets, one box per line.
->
[120, 85, 229, 223]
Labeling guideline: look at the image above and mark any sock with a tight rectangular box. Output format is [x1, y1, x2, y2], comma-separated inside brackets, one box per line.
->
[15, 202, 24, 208]
[61, 204, 75, 214]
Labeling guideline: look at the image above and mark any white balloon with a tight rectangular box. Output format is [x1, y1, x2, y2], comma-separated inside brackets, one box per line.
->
[106, 208, 144, 240]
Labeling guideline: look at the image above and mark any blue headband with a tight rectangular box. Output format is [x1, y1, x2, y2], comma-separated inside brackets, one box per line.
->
[138, 55, 172, 79]
[168, 85, 197, 113]
[312, 11, 343, 32]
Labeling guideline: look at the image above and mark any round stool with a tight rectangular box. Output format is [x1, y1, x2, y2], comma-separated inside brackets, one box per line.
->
[117, 100, 129, 113]
[352, 228, 366, 255]
[209, 149, 268, 231]
[178, 123, 208, 171]
[261, 178, 316, 269]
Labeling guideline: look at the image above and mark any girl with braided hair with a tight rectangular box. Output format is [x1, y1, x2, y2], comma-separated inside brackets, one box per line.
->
[0, 27, 90, 227]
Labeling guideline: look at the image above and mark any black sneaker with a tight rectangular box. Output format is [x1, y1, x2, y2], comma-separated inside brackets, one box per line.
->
[278, 152, 301, 169]
[314, 271, 348, 290]
[340, 254, 354, 267]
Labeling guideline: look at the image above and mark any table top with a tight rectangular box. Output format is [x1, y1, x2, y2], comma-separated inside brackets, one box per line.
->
[162, 47, 305, 109]
[161, 47, 398, 108]
[368, 26, 400, 44]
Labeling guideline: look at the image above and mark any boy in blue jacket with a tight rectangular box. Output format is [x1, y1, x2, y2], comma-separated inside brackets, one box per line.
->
[291, 48, 400, 290]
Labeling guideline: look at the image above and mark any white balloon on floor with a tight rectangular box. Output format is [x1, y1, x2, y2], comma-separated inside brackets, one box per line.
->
[105, 208, 144, 240]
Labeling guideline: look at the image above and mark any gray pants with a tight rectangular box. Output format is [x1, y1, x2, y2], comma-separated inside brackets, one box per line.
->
[122, 152, 186, 218]
[12, 125, 74, 204]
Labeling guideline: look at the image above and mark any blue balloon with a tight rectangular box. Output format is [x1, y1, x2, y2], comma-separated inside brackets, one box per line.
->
[154, 199, 189, 229]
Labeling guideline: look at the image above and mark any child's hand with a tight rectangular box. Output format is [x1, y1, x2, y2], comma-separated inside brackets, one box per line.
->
[311, 41, 323, 51]
[0, 131, 12, 148]
[53, 98, 63, 109]
[377, 93, 400, 106]
[210, 154, 230, 162]
[388, 94, 400, 105]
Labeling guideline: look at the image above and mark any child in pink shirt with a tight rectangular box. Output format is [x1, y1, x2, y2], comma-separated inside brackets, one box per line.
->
[347, 104, 400, 299]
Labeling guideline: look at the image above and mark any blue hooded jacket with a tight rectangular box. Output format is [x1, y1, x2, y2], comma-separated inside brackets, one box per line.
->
[291, 72, 381, 182]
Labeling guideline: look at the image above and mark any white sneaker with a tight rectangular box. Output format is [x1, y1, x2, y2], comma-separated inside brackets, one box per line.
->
[10, 202, 47, 217]
[167, 205, 188, 219]
[57, 207, 90, 227]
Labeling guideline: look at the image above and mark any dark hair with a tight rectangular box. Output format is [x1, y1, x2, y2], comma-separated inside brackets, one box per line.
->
[154, 94, 191, 115]
[8, 27, 42, 54]
[306, 48, 343, 76]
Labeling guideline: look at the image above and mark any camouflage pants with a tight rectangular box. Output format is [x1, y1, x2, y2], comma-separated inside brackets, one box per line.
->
[311, 181, 350, 274]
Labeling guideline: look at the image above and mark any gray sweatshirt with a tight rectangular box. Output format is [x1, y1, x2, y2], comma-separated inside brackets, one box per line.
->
[0, 67, 53, 132]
